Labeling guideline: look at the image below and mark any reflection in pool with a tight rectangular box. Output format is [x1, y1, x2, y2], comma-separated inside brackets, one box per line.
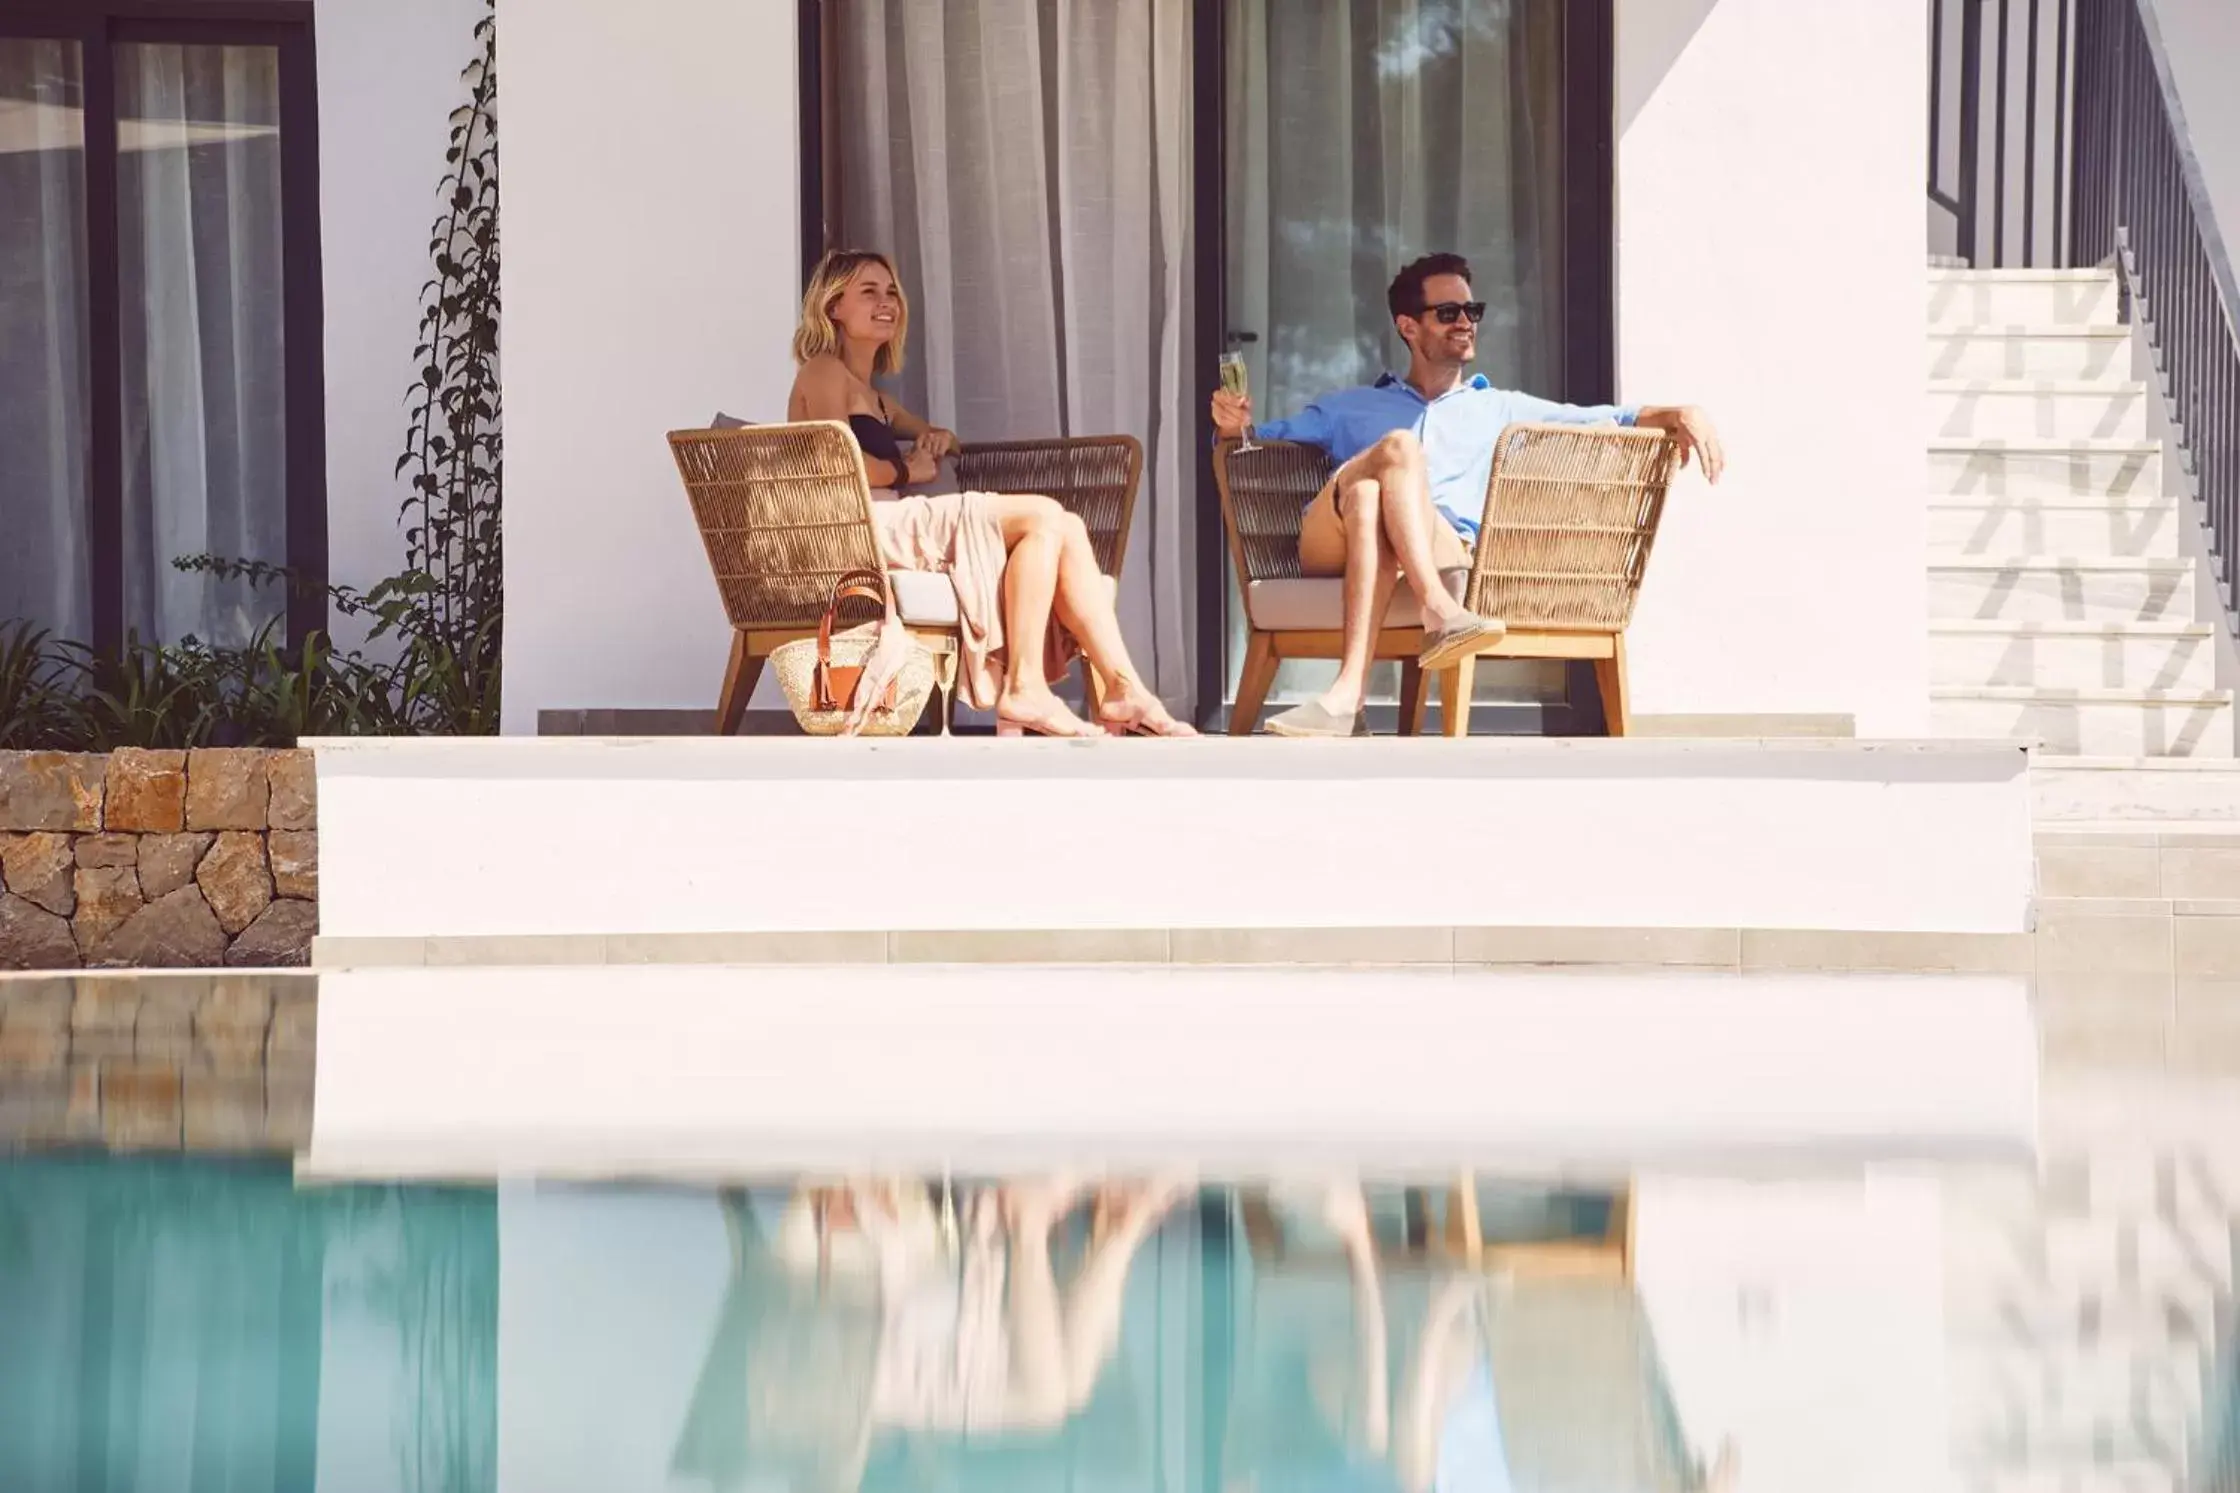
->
[2, 1162, 1755, 1493]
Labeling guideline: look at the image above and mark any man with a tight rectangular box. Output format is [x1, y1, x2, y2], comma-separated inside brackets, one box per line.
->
[1212, 252, 1725, 738]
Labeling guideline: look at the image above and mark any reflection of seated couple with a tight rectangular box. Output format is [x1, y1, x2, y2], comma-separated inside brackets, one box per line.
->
[672, 1175, 1188, 1491]
[790, 247, 1722, 741]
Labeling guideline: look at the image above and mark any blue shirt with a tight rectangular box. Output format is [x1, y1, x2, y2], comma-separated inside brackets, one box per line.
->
[1256, 373, 1638, 541]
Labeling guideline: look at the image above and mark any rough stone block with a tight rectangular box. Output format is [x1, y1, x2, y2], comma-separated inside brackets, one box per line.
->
[0, 894, 79, 971]
[0, 753, 104, 832]
[184, 749, 269, 831]
[265, 750, 316, 832]
[0, 1021, 67, 1071]
[0, 1072, 66, 1144]
[1, 832, 76, 915]
[104, 748, 187, 833]
[137, 832, 213, 900]
[86, 887, 228, 969]
[195, 832, 271, 936]
[74, 833, 138, 870]
[266, 990, 316, 1058]
[226, 901, 316, 968]
[264, 1076, 313, 1149]
[133, 978, 206, 1060]
[101, 1060, 181, 1149]
[71, 866, 143, 952]
[183, 1071, 267, 1151]
[268, 830, 317, 901]
[0, 977, 72, 1030]
[199, 974, 273, 1035]
[71, 976, 140, 1029]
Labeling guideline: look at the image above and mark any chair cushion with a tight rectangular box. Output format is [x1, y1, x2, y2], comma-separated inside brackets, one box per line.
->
[890, 569, 959, 628]
[1245, 568, 1469, 632]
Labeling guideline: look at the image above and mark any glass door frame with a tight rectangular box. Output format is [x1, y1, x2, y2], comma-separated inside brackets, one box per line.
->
[1189, 0, 1618, 734]
[0, 0, 328, 654]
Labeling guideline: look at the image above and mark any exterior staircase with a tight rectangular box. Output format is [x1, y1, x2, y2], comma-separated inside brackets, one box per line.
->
[1928, 267, 2240, 827]
[1946, 1148, 2239, 1493]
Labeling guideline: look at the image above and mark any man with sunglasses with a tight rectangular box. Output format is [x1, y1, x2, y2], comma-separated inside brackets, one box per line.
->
[1211, 252, 1724, 738]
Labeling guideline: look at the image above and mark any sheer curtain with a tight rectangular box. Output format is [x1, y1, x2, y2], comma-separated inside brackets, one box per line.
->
[117, 43, 288, 647]
[1224, 0, 1569, 712]
[0, 39, 93, 642]
[834, 0, 1196, 711]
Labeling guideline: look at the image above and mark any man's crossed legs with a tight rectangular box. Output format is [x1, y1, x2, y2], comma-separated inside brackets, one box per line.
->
[1265, 429, 1506, 738]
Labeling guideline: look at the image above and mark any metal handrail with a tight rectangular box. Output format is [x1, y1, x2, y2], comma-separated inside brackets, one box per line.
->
[2071, 0, 2240, 615]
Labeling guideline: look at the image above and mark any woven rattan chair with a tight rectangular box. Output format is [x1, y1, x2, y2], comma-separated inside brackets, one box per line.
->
[668, 421, 1144, 734]
[1214, 423, 1679, 737]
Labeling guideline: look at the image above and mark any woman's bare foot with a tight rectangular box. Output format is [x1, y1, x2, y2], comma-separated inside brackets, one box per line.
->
[996, 685, 1099, 738]
[1098, 679, 1200, 737]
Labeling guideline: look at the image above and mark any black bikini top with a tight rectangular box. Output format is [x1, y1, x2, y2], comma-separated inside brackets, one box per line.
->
[848, 412, 909, 479]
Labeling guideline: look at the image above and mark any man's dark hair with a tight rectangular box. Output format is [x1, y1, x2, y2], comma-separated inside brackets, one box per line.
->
[1387, 253, 1473, 321]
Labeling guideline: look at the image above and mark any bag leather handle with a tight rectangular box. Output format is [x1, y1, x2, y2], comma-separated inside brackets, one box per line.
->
[813, 568, 901, 714]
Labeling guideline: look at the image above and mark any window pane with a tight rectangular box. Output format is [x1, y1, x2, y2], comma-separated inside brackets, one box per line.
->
[0, 39, 93, 642]
[117, 42, 286, 647]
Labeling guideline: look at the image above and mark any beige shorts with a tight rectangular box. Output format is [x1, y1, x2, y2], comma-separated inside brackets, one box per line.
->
[1298, 469, 1473, 577]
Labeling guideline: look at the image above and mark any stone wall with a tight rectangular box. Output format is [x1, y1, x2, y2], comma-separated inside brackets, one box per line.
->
[0, 750, 318, 969]
[0, 973, 313, 1151]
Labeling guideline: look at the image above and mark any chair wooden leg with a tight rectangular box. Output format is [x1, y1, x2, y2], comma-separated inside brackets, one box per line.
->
[1397, 659, 1428, 737]
[1230, 630, 1279, 736]
[1439, 654, 1478, 738]
[716, 631, 759, 736]
[1594, 634, 1631, 738]
[1084, 665, 1109, 724]
[1443, 1172, 1483, 1264]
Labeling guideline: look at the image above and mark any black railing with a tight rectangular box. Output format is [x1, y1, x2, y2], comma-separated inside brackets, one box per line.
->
[2071, 0, 2240, 614]
[1929, 0, 2075, 268]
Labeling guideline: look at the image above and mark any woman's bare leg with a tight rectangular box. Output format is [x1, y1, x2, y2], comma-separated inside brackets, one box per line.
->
[1045, 521, 1196, 735]
[977, 495, 1096, 735]
[1324, 1181, 1392, 1455]
[1392, 1272, 1482, 1493]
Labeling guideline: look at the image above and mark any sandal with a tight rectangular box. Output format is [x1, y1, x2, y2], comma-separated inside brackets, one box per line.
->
[1100, 689, 1201, 738]
[995, 698, 1101, 738]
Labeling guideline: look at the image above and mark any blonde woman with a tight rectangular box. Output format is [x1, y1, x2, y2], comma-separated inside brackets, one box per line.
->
[787, 249, 1194, 739]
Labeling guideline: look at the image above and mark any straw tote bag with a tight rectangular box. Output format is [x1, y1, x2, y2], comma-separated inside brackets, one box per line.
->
[770, 569, 935, 736]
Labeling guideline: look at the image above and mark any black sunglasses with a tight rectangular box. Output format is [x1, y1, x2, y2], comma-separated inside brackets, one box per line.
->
[1419, 300, 1487, 325]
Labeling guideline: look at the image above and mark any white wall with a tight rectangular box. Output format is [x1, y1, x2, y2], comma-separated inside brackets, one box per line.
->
[1615, 0, 1930, 736]
[498, 0, 801, 734]
[315, 0, 483, 650]
[309, 736, 2036, 940]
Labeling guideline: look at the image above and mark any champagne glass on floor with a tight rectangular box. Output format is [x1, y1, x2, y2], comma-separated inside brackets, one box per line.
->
[1219, 351, 1261, 454]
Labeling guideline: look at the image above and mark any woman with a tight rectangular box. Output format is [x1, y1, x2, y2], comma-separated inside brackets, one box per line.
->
[787, 249, 1194, 738]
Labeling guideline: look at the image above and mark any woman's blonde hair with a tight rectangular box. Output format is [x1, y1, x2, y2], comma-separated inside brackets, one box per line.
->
[792, 249, 909, 375]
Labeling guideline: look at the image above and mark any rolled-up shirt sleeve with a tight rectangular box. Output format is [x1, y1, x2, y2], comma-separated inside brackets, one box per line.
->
[1503, 393, 1640, 427]
[1253, 398, 1341, 452]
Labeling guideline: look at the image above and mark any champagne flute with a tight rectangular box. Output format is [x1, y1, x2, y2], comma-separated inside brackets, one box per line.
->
[1219, 351, 1261, 454]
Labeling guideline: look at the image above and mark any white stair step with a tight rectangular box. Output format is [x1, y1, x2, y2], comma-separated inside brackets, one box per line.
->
[1931, 439, 2165, 500]
[1931, 382, 2151, 441]
[2032, 758, 2240, 821]
[1932, 499, 2188, 559]
[1930, 325, 2136, 383]
[1930, 558, 2198, 623]
[1932, 622, 2215, 691]
[1931, 269, 2123, 328]
[1932, 687, 2235, 757]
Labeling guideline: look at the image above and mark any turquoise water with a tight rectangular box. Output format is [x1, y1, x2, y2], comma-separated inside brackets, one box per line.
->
[0, 1159, 1695, 1493]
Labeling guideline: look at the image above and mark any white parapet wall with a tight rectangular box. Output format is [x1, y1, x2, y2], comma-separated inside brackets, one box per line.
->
[306, 963, 2036, 1182]
[309, 736, 2035, 940]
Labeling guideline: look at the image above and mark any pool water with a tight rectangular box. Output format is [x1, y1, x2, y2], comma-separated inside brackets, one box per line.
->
[0, 1161, 1738, 1493]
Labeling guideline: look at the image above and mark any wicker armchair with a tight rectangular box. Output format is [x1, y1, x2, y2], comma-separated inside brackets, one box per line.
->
[1214, 423, 1679, 736]
[667, 422, 1144, 734]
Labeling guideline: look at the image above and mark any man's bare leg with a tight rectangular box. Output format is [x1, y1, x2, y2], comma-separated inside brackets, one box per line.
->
[1318, 477, 1403, 718]
[1351, 431, 1505, 671]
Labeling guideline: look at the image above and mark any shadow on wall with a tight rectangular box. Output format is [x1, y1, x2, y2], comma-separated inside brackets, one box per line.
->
[1616, 0, 1721, 138]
